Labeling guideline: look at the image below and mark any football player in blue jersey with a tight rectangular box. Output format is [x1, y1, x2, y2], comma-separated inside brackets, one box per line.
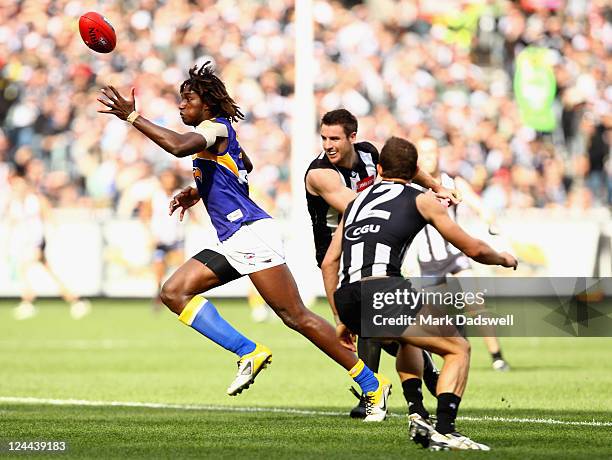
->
[97, 63, 392, 419]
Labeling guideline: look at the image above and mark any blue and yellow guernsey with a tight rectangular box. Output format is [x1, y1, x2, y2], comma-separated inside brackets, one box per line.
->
[191, 117, 270, 241]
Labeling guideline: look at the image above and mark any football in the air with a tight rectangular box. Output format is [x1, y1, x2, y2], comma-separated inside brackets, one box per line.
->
[78, 12, 116, 53]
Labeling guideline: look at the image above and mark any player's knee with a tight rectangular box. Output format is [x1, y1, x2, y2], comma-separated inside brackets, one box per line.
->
[290, 309, 319, 334]
[440, 337, 470, 359]
[457, 337, 471, 358]
[275, 306, 300, 330]
[159, 280, 185, 315]
[298, 311, 317, 330]
[273, 305, 309, 332]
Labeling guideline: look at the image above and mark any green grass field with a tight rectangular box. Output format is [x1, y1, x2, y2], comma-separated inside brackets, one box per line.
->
[1, 299, 611, 459]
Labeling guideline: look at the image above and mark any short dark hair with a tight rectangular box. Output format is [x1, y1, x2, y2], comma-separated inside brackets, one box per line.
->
[320, 109, 358, 137]
[380, 137, 418, 181]
[180, 62, 244, 123]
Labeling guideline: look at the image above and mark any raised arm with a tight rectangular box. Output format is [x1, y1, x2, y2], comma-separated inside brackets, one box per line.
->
[131, 116, 207, 158]
[97, 86, 208, 158]
[416, 192, 517, 268]
[306, 169, 358, 214]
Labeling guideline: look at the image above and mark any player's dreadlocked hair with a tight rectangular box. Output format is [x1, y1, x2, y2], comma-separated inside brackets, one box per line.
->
[180, 62, 245, 123]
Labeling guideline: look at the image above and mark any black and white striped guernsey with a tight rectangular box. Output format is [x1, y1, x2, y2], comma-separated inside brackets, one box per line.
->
[338, 180, 427, 286]
[412, 173, 471, 276]
[305, 142, 379, 266]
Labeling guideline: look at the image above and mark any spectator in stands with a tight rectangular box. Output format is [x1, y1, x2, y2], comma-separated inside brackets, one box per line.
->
[0, 0, 609, 213]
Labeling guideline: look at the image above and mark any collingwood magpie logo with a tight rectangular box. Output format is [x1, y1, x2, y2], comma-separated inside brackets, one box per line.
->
[345, 224, 380, 241]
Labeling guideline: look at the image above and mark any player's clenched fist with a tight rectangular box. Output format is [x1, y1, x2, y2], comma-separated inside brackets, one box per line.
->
[169, 186, 200, 221]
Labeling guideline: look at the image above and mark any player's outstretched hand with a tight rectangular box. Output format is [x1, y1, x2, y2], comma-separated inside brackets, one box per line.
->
[434, 186, 462, 206]
[336, 323, 356, 352]
[97, 86, 136, 121]
[169, 186, 200, 221]
[499, 252, 518, 270]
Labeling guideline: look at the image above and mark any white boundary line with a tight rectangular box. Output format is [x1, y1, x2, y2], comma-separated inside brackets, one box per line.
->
[1, 397, 611, 427]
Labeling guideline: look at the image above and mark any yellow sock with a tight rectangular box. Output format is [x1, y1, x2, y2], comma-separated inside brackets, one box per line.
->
[348, 359, 365, 378]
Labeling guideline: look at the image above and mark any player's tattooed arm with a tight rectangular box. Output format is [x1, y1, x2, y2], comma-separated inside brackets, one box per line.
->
[306, 169, 358, 214]
[98, 86, 206, 157]
[416, 192, 517, 269]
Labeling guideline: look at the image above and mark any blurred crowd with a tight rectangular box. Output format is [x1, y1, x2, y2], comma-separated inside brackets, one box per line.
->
[0, 0, 610, 221]
[313, 0, 611, 210]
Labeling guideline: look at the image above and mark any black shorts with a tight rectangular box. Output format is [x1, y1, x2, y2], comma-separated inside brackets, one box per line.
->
[336, 282, 399, 356]
[192, 249, 242, 285]
[334, 281, 364, 336]
[336, 277, 429, 339]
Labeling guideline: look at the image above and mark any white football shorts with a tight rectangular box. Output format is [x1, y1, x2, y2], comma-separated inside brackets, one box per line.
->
[219, 218, 286, 275]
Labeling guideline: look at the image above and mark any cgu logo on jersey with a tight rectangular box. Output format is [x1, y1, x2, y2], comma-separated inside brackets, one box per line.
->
[345, 223, 380, 241]
[193, 166, 203, 183]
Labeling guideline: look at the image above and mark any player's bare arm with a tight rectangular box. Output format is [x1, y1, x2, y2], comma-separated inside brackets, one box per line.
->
[416, 192, 517, 269]
[454, 176, 498, 233]
[97, 85, 208, 157]
[321, 219, 344, 321]
[413, 168, 462, 205]
[320, 220, 356, 351]
[306, 169, 358, 213]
